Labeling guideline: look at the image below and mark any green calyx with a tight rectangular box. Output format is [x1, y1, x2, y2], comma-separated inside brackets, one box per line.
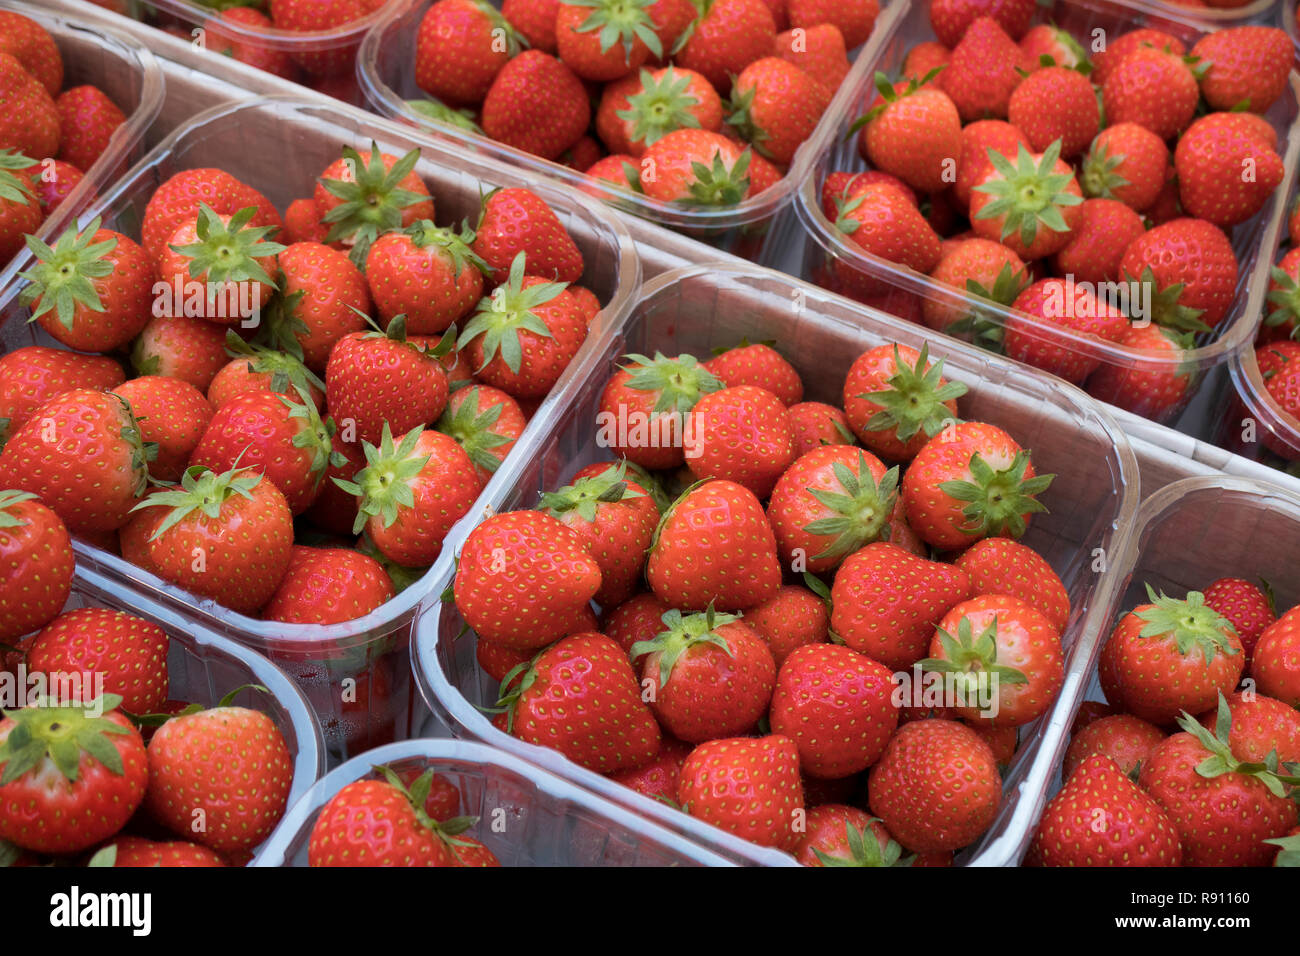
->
[169, 202, 285, 288]
[334, 422, 431, 534]
[724, 83, 769, 158]
[436, 386, 512, 477]
[406, 98, 485, 135]
[458, 252, 567, 375]
[1176, 693, 1300, 800]
[621, 350, 723, 414]
[802, 454, 900, 562]
[937, 450, 1054, 540]
[352, 305, 457, 359]
[0, 149, 35, 206]
[224, 328, 326, 398]
[623, 459, 674, 513]
[280, 384, 346, 488]
[376, 764, 481, 856]
[1265, 266, 1300, 331]
[537, 460, 646, 524]
[847, 68, 946, 136]
[859, 343, 968, 443]
[945, 262, 1027, 349]
[254, 288, 310, 362]
[813, 819, 914, 868]
[492, 646, 551, 734]
[617, 67, 703, 150]
[131, 460, 263, 542]
[319, 142, 428, 268]
[629, 604, 740, 689]
[918, 615, 1028, 695]
[683, 147, 751, 207]
[1134, 584, 1239, 665]
[0, 695, 129, 785]
[1080, 138, 1131, 200]
[400, 218, 489, 280]
[1266, 833, 1300, 867]
[569, 0, 663, 61]
[972, 140, 1083, 249]
[18, 216, 118, 332]
[1123, 263, 1211, 334]
[112, 393, 158, 497]
[0, 490, 36, 528]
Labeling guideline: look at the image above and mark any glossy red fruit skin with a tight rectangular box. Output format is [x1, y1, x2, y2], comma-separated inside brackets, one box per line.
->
[415, 0, 511, 106]
[675, 0, 778, 95]
[27, 607, 170, 715]
[794, 804, 893, 867]
[0, 494, 73, 644]
[0, 10, 63, 96]
[30, 229, 153, 354]
[262, 546, 395, 625]
[683, 385, 795, 499]
[1194, 692, 1300, 765]
[677, 734, 804, 850]
[276, 241, 373, 371]
[929, 0, 1034, 48]
[954, 538, 1070, 631]
[481, 51, 590, 161]
[109, 836, 227, 867]
[0, 348, 125, 439]
[472, 188, 585, 286]
[1203, 577, 1275, 666]
[55, 85, 126, 172]
[742, 584, 829, 666]
[326, 334, 450, 448]
[605, 736, 692, 801]
[703, 343, 803, 406]
[1062, 713, 1165, 779]
[112, 376, 214, 484]
[141, 168, 282, 266]
[308, 778, 457, 866]
[463, 283, 587, 400]
[1251, 606, 1300, 708]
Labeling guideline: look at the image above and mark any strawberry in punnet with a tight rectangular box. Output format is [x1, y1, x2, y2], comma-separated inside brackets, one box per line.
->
[1120, 218, 1237, 332]
[1252, 606, 1300, 708]
[601, 591, 672, 656]
[499, 631, 661, 772]
[770, 642, 897, 779]
[774, 23, 849, 92]
[207, 333, 325, 411]
[0, 152, 39, 262]
[647, 479, 781, 612]
[27, 157, 84, 217]
[0, 347, 124, 441]
[682, 384, 794, 498]
[1195, 692, 1300, 765]
[18, 217, 153, 353]
[614, 66, 723, 157]
[677, 734, 803, 849]
[638, 128, 752, 204]
[606, 736, 692, 801]
[1017, 23, 1086, 72]
[1080, 122, 1169, 213]
[436, 384, 525, 485]
[743, 583, 829, 665]
[0, 491, 72, 644]
[122, 464, 295, 615]
[970, 141, 1083, 261]
[842, 343, 966, 462]
[929, 0, 1033, 48]
[283, 197, 328, 244]
[1190, 26, 1291, 114]
[131, 315, 231, 391]
[55, 85, 125, 173]
[365, 220, 487, 335]
[869, 718, 1001, 853]
[145, 694, 294, 853]
[0, 10, 62, 96]
[0, 53, 59, 161]
[952, 120, 1030, 212]
[454, 510, 602, 650]
[141, 168, 281, 266]
[1101, 47, 1199, 142]
[786, 0, 876, 47]
[503, 0, 562, 52]
[1264, 249, 1300, 342]
[471, 188, 585, 284]
[901, 420, 1052, 551]
[1062, 713, 1165, 779]
[0, 695, 147, 855]
[727, 57, 829, 166]
[481, 51, 591, 161]
[830, 541, 972, 670]
[204, 7, 299, 81]
[1090, 27, 1184, 87]
[1084, 324, 1195, 420]
[1006, 66, 1097, 160]
[1004, 276, 1129, 385]
[822, 169, 917, 219]
[1050, 198, 1146, 285]
[103, 836, 227, 867]
[314, 145, 434, 269]
[264, 241, 371, 372]
[834, 179, 943, 277]
[795, 805, 910, 868]
[1203, 577, 1275, 666]
[262, 545, 395, 625]
[939, 17, 1022, 123]
[415, 0, 520, 107]
[597, 73, 646, 155]
[632, 606, 776, 742]
[703, 342, 802, 405]
[0, 389, 153, 534]
[555, 0, 664, 82]
[596, 352, 723, 470]
[1026, 754, 1182, 867]
[1099, 586, 1244, 726]
[853, 72, 962, 195]
[1175, 113, 1283, 229]
[269, 0, 370, 75]
[1140, 695, 1300, 867]
[674, 0, 776, 95]
[111, 376, 214, 484]
[954, 537, 1070, 631]
[923, 238, 1028, 341]
[787, 401, 854, 455]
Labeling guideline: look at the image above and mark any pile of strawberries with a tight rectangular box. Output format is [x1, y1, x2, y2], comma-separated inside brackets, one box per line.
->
[0, 140, 601, 629]
[445, 337, 1076, 864]
[405, 0, 878, 206]
[0, 10, 129, 263]
[818, 8, 1292, 422]
[1029, 577, 1299, 867]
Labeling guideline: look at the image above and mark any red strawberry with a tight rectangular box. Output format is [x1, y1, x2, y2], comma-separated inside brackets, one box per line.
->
[842, 343, 965, 461]
[677, 734, 804, 850]
[481, 51, 590, 161]
[471, 187, 585, 284]
[638, 129, 753, 204]
[141, 168, 281, 266]
[822, 169, 916, 220]
[27, 157, 85, 215]
[283, 197, 328, 244]
[600, 591, 671, 656]
[263, 241, 371, 372]
[939, 17, 1022, 122]
[702, 342, 802, 405]
[1017, 23, 1086, 72]
[1195, 691, 1300, 764]
[105, 836, 227, 867]
[313, 145, 434, 267]
[0, 347, 124, 441]
[727, 57, 829, 165]
[1203, 577, 1275, 666]
[855, 75, 962, 194]
[0, 10, 62, 96]
[786, 401, 854, 456]
[131, 314, 231, 392]
[364, 220, 487, 334]
[555, 0, 663, 82]
[1175, 112, 1283, 229]
[1083, 324, 1195, 420]
[923, 238, 1028, 339]
[1004, 276, 1129, 385]
[969, 141, 1083, 261]
[1050, 198, 1146, 285]
[54, 85, 125, 173]
[929, 0, 1033, 48]
[742, 583, 829, 665]
[1090, 28, 1184, 87]
[0, 54, 59, 160]
[204, 7, 299, 81]
[262, 545, 395, 624]
[503, 0, 562, 52]
[795, 805, 910, 867]
[833, 180, 942, 276]
[773, 23, 849, 92]
[112, 376, 214, 484]
[415, 0, 519, 106]
[675, 0, 777, 95]
[683, 384, 794, 499]
[1006, 66, 1097, 160]
[1190, 26, 1291, 114]
[435, 384, 525, 485]
[0, 491, 72, 643]
[953, 537, 1069, 631]
[606, 735, 692, 801]
[207, 334, 325, 412]
[1062, 713, 1165, 779]
[596, 352, 723, 470]
[901, 40, 951, 81]
[1264, 248, 1300, 342]
[952, 119, 1029, 210]
[1101, 47, 1198, 142]
[27, 607, 169, 715]
[1252, 606, 1300, 708]
[1120, 218, 1237, 332]
[786, 0, 876, 48]
[1080, 122, 1169, 213]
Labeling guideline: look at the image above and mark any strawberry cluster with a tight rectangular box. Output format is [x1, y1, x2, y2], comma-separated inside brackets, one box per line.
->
[1245, 196, 1300, 460]
[0, 10, 128, 265]
[1029, 578, 1300, 867]
[820, 12, 1291, 423]
[449, 338, 1074, 864]
[407, 0, 877, 206]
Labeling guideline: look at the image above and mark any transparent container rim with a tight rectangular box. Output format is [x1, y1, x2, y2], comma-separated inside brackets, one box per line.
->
[139, 0, 399, 46]
[1228, 347, 1300, 445]
[1122, 0, 1279, 20]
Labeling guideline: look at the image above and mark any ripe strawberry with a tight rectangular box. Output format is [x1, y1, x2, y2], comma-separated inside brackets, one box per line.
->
[1203, 577, 1275, 666]
[682, 384, 794, 498]
[647, 0, 696, 53]
[638, 128, 752, 204]
[122, 464, 294, 615]
[27, 157, 84, 215]
[1090, 28, 1184, 87]
[940, 17, 1022, 123]
[262, 241, 371, 372]
[54, 85, 125, 173]
[364, 220, 488, 334]
[773, 23, 849, 92]
[0, 347, 124, 441]
[0, 697, 148, 854]
[314, 145, 434, 268]
[830, 541, 972, 670]
[854, 74, 962, 194]
[952, 119, 1028, 210]
[481, 51, 591, 160]
[270, 0, 371, 75]
[677, 734, 803, 850]
[794, 805, 906, 867]
[598, 592, 669, 657]
[1080, 122, 1169, 213]
[1083, 324, 1195, 420]
[1264, 247, 1300, 342]
[833, 180, 942, 275]
[1190, 26, 1291, 114]
[204, 7, 299, 81]
[0, 53, 59, 160]
[742, 583, 829, 665]
[605, 735, 692, 800]
[141, 168, 281, 266]
[901, 40, 951, 82]
[1175, 113, 1283, 228]
[471, 187, 585, 284]
[727, 57, 829, 165]
[207, 334, 325, 412]
[647, 479, 781, 612]
[262, 545, 395, 624]
[0, 491, 72, 643]
[1026, 754, 1182, 867]
[842, 343, 965, 462]
[435, 384, 525, 484]
[131, 315, 231, 392]
[954, 537, 1069, 631]
[283, 197, 328, 244]
[146, 701, 293, 853]
[1252, 606, 1300, 708]
[929, 0, 1033, 48]
[108, 376, 211, 484]
[1004, 276, 1129, 384]
[868, 719, 1001, 853]
[1050, 198, 1146, 285]
[27, 607, 169, 715]
[555, 0, 663, 82]
[0, 10, 62, 96]
[923, 238, 1027, 340]
[1101, 47, 1198, 142]
[675, 0, 777, 95]
[702, 342, 802, 405]
[1100, 586, 1244, 725]
[970, 141, 1083, 261]
[415, 0, 519, 106]
[1006, 66, 1097, 160]
[786, 0, 876, 48]
[786, 401, 854, 456]
[1062, 713, 1165, 779]
[18, 217, 153, 352]
[596, 352, 723, 470]
[821, 170, 915, 221]
[503, 0, 561, 52]
[104, 836, 227, 867]
[1120, 218, 1237, 332]
[1194, 692, 1300, 765]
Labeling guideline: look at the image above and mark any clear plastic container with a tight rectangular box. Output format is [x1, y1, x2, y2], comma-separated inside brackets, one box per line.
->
[62, 562, 326, 865]
[255, 738, 743, 866]
[411, 261, 1141, 867]
[1014, 475, 1300, 855]
[794, 0, 1300, 426]
[0, 94, 641, 766]
[0, 0, 164, 296]
[356, 0, 877, 263]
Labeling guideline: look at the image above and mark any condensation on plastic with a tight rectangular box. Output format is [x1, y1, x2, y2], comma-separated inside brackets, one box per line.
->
[0, 94, 641, 765]
[255, 738, 742, 866]
[793, 0, 1300, 426]
[356, 0, 877, 261]
[65, 563, 326, 864]
[410, 261, 1141, 867]
[0, 0, 163, 294]
[1012, 475, 1300, 848]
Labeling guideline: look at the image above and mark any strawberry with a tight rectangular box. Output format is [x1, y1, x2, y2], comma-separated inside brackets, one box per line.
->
[28, 157, 84, 215]
[339, 424, 480, 567]
[854, 73, 962, 194]
[471, 187, 585, 284]
[683, 384, 794, 498]
[18, 217, 153, 353]
[952, 119, 1029, 210]
[786, 0, 876, 48]
[145, 700, 294, 853]
[834, 187, 941, 284]
[1050, 198, 1146, 285]
[1026, 754, 1182, 867]
[677, 734, 803, 850]
[0, 696, 148, 854]
[1101, 47, 1198, 142]
[901, 420, 1052, 551]
[613, 66, 724, 157]
[787, 401, 854, 456]
[262, 545, 395, 624]
[1120, 218, 1237, 332]
[269, 0, 370, 75]
[0, 491, 72, 643]
[364, 220, 488, 334]
[27, 607, 169, 716]
[830, 541, 972, 670]
[122, 464, 295, 615]
[1194, 692, 1300, 765]
[868, 718, 1001, 853]
[436, 384, 525, 484]
[605, 735, 692, 800]
[454, 510, 602, 650]
[415, 0, 519, 106]
[773, 23, 849, 92]
[1080, 122, 1169, 213]
[901, 40, 951, 81]
[928, 0, 1033, 48]
[923, 238, 1027, 341]
[953, 537, 1070, 631]
[1190, 26, 1291, 114]
[703, 342, 802, 405]
[1083, 324, 1194, 420]
[503, 0, 562, 52]
[0, 347, 124, 441]
[1264, 248, 1300, 342]
[131, 314, 232, 392]
[842, 343, 966, 462]
[0, 10, 62, 96]
[1004, 276, 1129, 385]
[1140, 696, 1299, 867]
[596, 352, 723, 470]
[283, 197, 328, 244]
[1017, 24, 1086, 72]
[633, 607, 776, 742]
[727, 57, 829, 165]
[647, 0, 696, 53]
[263, 241, 371, 372]
[675, 0, 777, 95]
[638, 128, 752, 204]
[646, 479, 781, 612]
[207, 334, 325, 412]
[141, 168, 281, 266]
[1099, 586, 1244, 726]
[111, 376, 214, 483]
[970, 141, 1083, 261]
[0, 389, 152, 534]
[54, 85, 125, 173]
[481, 51, 591, 161]
[1203, 577, 1275, 667]
[1062, 713, 1165, 779]
[1175, 113, 1283, 229]
[1090, 28, 1184, 87]
[601, 591, 672, 656]
[795, 805, 909, 867]
[939, 17, 1022, 123]
[0, 53, 59, 161]
[742, 583, 829, 665]
[500, 631, 661, 772]
[314, 145, 434, 268]
[1006, 66, 1097, 160]
[1251, 606, 1300, 708]
[204, 7, 299, 81]
[104, 836, 227, 867]
[555, 0, 663, 81]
